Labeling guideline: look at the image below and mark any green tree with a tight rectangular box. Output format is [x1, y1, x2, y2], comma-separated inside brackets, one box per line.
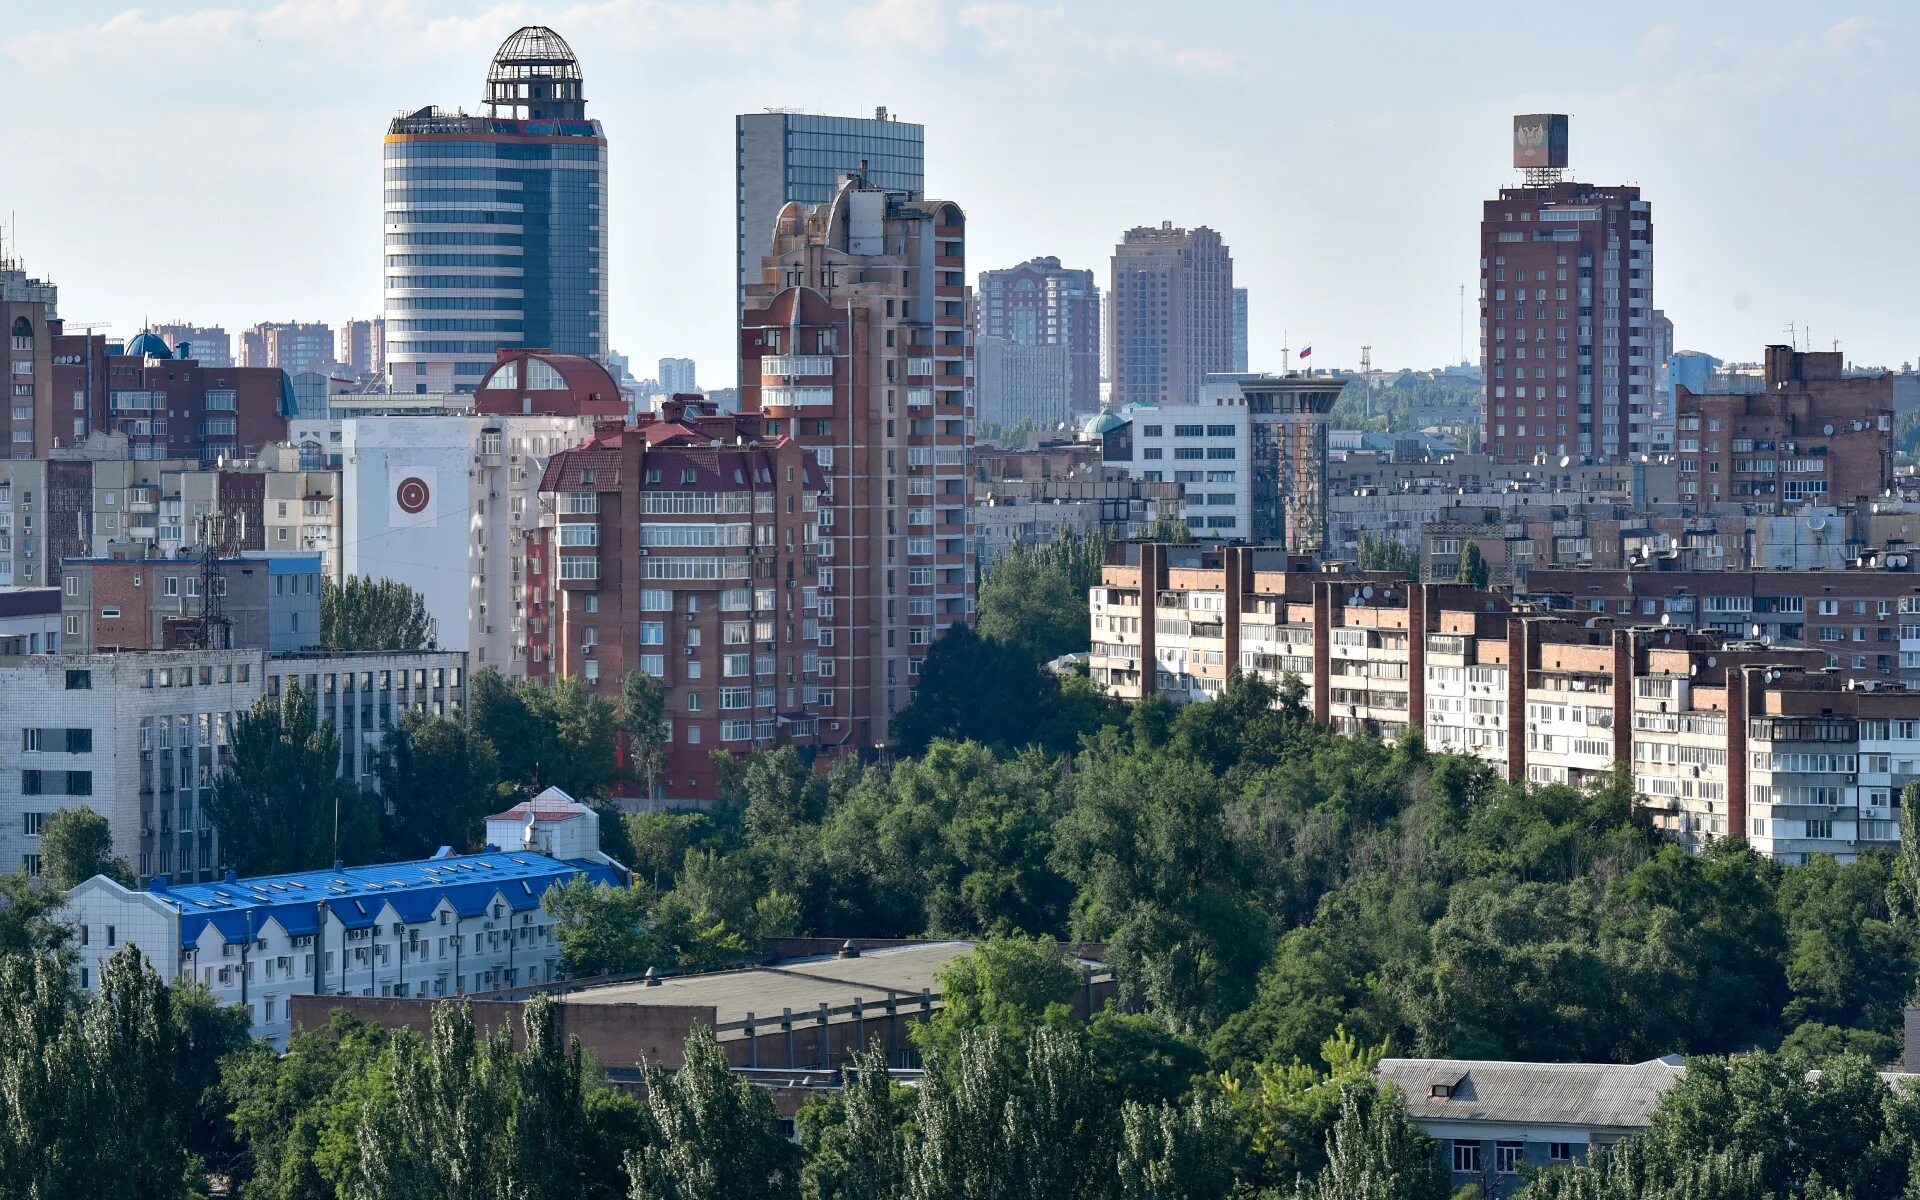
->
[978, 544, 1087, 664]
[1355, 532, 1419, 580]
[626, 1025, 799, 1200]
[543, 876, 658, 977]
[321, 575, 433, 651]
[622, 671, 672, 803]
[1053, 747, 1269, 1032]
[0, 870, 72, 957]
[37, 805, 132, 890]
[1116, 1093, 1239, 1200]
[471, 670, 619, 799]
[798, 1042, 913, 1200]
[912, 934, 1079, 1063]
[893, 625, 1061, 757]
[1455, 540, 1490, 588]
[1218, 1026, 1387, 1188]
[1289, 1084, 1451, 1200]
[373, 708, 504, 861]
[343, 997, 642, 1200]
[905, 1027, 1114, 1200]
[0, 945, 203, 1198]
[208, 681, 377, 875]
[1516, 1137, 1768, 1200]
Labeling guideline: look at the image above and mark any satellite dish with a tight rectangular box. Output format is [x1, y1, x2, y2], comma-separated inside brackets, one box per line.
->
[1362, 585, 1375, 600]
[1559, 455, 1571, 468]
[1660, 613, 1671, 626]
[1707, 655, 1718, 668]
[1823, 424, 1834, 436]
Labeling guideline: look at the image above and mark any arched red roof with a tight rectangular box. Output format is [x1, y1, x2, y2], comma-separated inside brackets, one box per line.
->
[474, 349, 625, 417]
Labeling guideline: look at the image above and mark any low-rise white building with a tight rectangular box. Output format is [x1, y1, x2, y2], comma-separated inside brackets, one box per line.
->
[68, 789, 624, 1046]
[1090, 396, 1251, 538]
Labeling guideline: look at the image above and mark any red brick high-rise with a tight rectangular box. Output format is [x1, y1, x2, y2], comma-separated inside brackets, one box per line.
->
[1480, 116, 1653, 465]
[740, 171, 975, 752]
[529, 398, 826, 802]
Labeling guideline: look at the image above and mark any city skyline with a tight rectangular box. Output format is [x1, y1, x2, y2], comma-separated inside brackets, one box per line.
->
[3, 2, 1917, 385]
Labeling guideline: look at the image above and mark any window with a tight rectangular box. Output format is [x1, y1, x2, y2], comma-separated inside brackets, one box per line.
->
[1548, 1143, 1575, 1164]
[65, 670, 90, 691]
[1451, 1142, 1481, 1174]
[1496, 1142, 1524, 1175]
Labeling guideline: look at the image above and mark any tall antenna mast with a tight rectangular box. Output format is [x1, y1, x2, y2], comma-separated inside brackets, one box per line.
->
[1360, 345, 1373, 422]
[1459, 284, 1466, 363]
[192, 510, 239, 650]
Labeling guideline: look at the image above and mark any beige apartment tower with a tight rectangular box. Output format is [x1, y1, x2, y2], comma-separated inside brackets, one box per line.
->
[1108, 223, 1235, 408]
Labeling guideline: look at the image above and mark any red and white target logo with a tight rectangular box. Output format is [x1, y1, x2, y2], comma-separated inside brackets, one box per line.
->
[395, 477, 431, 515]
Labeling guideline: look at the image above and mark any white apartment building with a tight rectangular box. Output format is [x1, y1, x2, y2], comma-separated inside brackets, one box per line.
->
[68, 788, 624, 1046]
[1096, 395, 1250, 537]
[338, 413, 598, 673]
[0, 647, 466, 885]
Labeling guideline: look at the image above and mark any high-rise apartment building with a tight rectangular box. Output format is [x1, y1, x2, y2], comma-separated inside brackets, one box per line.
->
[741, 172, 974, 751]
[529, 399, 827, 801]
[975, 256, 1100, 415]
[735, 108, 924, 309]
[152, 324, 232, 368]
[1, 256, 58, 459]
[1109, 223, 1235, 408]
[1480, 115, 1652, 464]
[240, 321, 334, 375]
[338, 317, 386, 377]
[657, 357, 697, 395]
[385, 26, 609, 394]
[975, 338, 1071, 428]
[1231, 287, 1249, 373]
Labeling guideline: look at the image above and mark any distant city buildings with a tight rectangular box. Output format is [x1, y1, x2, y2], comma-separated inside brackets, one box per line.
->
[1109, 223, 1235, 408]
[1675, 346, 1892, 508]
[735, 108, 924, 310]
[1480, 115, 1653, 464]
[62, 332, 290, 465]
[385, 26, 609, 394]
[975, 337, 1071, 428]
[741, 170, 974, 752]
[1231, 287, 1249, 373]
[657, 357, 697, 395]
[151, 324, 232, 368]
[239, 321, 335, 376]
[975, 256, 1101, 416]
[338, 317, 385, 377]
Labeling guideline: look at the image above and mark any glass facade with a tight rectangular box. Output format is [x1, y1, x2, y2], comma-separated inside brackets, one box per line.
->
[735, 112, 924, 303]
[382, 118, 607, 392]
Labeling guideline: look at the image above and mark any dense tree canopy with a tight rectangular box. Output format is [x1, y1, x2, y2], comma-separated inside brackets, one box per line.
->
[37, 805, 132, 889]
[320, 576, 433, 652]
[9, 642, 1920, 1197]
[208, 681, 378, 875]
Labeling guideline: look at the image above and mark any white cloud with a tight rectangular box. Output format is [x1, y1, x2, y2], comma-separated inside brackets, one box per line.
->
[843, 0, 949, 52]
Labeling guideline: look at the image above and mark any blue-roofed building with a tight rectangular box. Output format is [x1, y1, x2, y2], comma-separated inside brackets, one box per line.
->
[68, 788, 624, 1045]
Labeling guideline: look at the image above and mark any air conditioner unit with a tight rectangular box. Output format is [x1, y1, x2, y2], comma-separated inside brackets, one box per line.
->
[685, 646, 696, 656]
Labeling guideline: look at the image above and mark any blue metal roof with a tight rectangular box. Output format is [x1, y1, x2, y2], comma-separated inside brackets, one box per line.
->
[155, 851, 620, 946]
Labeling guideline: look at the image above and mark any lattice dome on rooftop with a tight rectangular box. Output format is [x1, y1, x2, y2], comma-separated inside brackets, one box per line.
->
[484, 26, 587, 118]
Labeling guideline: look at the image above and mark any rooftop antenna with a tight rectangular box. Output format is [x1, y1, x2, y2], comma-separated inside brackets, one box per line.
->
[1458, 284, 1466, 363]
[1360, 345, 1373, 421]
[1785, 321, 1797, 351]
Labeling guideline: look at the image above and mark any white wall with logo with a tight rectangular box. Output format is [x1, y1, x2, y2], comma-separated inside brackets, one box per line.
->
[340, 418, 475, 652]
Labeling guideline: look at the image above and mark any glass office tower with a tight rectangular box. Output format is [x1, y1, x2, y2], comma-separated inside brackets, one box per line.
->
[384, 26, 608, 393]
[735, 109, 924, 309]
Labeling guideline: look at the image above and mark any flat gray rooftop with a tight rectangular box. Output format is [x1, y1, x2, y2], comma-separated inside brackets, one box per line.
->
[568, 942, 974, 1026]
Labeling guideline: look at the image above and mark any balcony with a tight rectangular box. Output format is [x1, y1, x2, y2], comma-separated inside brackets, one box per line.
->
[906, 358, 935, 377]
[761, 355, 832, 377]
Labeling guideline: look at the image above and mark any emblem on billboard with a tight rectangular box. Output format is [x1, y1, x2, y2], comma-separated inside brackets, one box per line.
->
[396, 476, 431, 515]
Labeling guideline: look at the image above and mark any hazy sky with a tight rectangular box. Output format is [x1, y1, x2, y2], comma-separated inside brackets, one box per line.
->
[5, 1, 1919, 386]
